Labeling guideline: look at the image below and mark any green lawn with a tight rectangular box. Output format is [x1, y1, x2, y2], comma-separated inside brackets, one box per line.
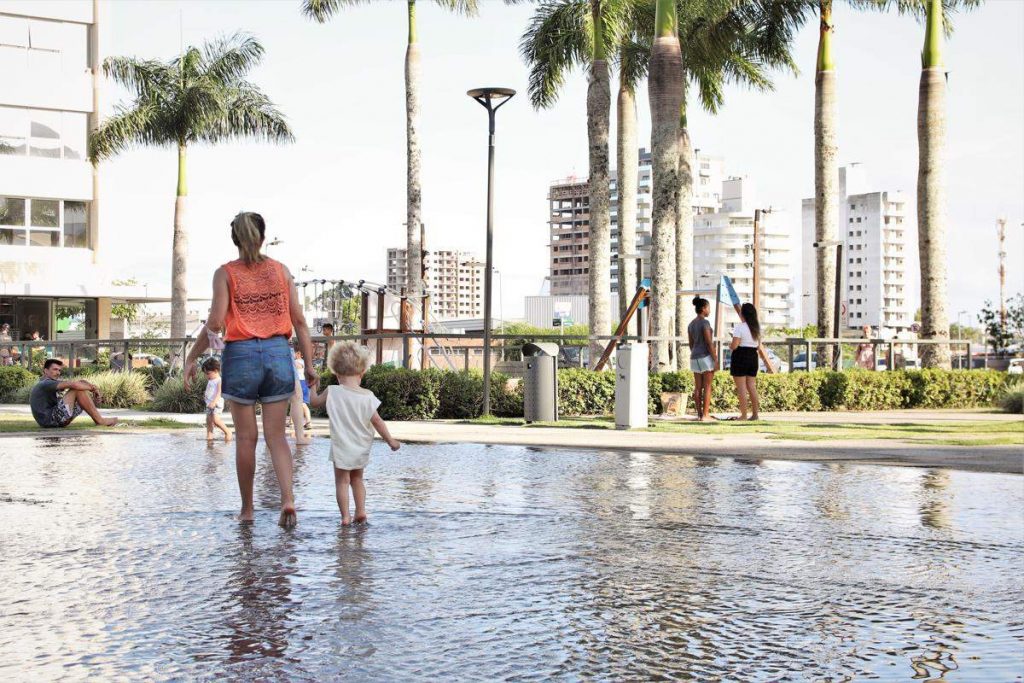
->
[0, 415, 196, 434]
[463, 415, 1024, 447]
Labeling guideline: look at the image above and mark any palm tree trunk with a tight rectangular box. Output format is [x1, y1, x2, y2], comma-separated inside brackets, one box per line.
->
[587, 0, 611, 364]
[648, 0, 682, 372]
[814, 0, 838, 366]
[918, 0, 950, 368]
[616, 78, 638, 320]
[170, 143, 188, 339]
[405, 0, 423, 307]
[675, 88, 693, 365]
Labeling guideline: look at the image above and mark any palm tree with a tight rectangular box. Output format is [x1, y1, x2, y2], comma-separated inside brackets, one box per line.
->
[648, 0, 683, 371]
[521, 0, 625, 363]
[814, 0, 838, 365]
[908, 0, 978, 367]
[89, 33, 293, 339]
[303, 0, 478, 317]
[671, 1, 804, 363]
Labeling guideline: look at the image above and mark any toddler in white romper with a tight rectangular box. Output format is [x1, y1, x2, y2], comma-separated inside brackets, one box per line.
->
[309, 341, 400, 525]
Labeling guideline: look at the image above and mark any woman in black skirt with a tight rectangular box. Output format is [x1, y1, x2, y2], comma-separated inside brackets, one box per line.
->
[729, 302, 768, 420]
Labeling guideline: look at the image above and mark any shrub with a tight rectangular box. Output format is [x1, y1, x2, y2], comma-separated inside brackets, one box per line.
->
[135, 365, 169, 392]
[362, 366, 440, 420]
[557, 368, 615, 416]
[10, 384, 33, 404]
[438, 371, 485, 419]
[999, 390, 1024, 414]
[0, 366, 36, 402]
[87, 371, 151, 409]
[151, 377, 207, 413]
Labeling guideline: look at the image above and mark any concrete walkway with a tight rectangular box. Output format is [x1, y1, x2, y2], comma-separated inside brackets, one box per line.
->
[1, 405, 1020, 474]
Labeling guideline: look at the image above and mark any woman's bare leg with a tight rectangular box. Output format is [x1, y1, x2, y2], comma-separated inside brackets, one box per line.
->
[732, 376, 749, 419]
[351, 469, 367, 523]
[260, 400, 297, 528]
[746, 377, 760, 419]
[701, 371, 714, 419]
[229, 401, 258, 522]
[692, 373, 704, 420]
[334, 467, 351, 524]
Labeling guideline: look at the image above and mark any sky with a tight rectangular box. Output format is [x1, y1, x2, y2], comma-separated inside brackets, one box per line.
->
[100, 0, 1024, 322]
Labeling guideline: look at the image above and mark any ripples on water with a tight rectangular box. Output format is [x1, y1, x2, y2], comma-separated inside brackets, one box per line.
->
[0, 433, 1021, 681]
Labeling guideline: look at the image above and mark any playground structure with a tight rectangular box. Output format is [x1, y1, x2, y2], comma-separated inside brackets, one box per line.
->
[296, 278, 473, 371]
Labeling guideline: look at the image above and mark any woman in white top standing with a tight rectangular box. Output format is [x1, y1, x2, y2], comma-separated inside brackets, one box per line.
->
[729, 302, 768, 420]
[309, 341, 400, 526]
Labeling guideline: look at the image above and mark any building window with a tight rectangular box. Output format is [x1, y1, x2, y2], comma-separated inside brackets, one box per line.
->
[0, 196, 89, 249]
[0, 106, 88, 160]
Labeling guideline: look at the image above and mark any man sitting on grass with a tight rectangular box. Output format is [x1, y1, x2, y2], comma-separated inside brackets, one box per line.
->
[30, 359, 119, 428]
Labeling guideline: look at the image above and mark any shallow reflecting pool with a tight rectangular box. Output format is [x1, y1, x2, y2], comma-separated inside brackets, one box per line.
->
[1, 433, 1021, 681]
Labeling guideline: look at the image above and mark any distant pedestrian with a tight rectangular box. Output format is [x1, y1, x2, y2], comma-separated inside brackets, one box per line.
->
[687, 296, 718, 421]
[202, 357, 232, 443]
[0, 323, 12, 366]
[309, 341, 399, 526]
[855, 325, 875, 370]
[184, 211, 317, 528]
[288, 347, 312, 445]
[729, 303, 771, 421]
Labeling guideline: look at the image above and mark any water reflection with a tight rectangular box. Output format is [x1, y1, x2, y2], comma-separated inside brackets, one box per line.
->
[0, 433, 1020, 681]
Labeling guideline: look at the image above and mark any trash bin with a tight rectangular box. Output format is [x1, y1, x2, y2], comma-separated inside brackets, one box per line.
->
[615, 343, 649, 429]
[523, 342, 559, 423]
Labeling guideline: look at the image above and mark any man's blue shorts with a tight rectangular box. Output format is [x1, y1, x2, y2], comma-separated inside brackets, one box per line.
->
[221, 336, 295, 405]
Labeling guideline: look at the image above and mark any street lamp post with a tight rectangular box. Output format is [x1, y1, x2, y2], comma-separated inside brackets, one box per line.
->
[468, 86, 515, 416]
[813, 239, 844, 369]
[957, 309, 968, 369]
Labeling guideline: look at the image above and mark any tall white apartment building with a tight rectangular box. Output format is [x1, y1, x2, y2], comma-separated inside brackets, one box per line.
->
[0, 1, 157, 342]
[801, 164, 913, 335]
[694, 177, 794, 327]
[386, 247, 484, 321]
[549, 147, 725, 298]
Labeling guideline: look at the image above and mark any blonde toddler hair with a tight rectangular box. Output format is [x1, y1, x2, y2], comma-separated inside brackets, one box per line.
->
[328, 341, 372, 377]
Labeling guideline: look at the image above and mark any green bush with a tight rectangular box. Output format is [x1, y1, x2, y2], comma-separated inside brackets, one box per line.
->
[0, 366, 36, 402]
[557, 368, 616, 416]
[999, 390, 1023, 414]
[86, 371, 150, 409]
[10, 384, 33, 404]
[438, 371, 485, 419]
[151, 377, 207, 413]
[135, 366, 169, 392]
[362, 365, 440, 420]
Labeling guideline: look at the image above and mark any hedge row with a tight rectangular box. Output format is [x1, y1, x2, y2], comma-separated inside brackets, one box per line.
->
[2, 364, 1016, 418]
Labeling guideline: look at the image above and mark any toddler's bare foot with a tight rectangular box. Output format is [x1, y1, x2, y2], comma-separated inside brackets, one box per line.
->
[341, 516, 352, 527]
[278, 505, 297, 529]
[237, 507, 255, 523]
[224, 431, 233, 443]
[354, 514, 368, 525]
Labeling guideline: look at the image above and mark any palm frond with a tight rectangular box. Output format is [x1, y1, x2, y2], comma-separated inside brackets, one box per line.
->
[617, 37, 649, 92]
[88, 101, 172, 162]
[874, 0, 983, 35]
[201, 32, 265, 86]
[519, 0, 592, 109]
[433, 0, 480, 16]
[197, 83, 295, 145]
[102, 56, 175, 98]
[302, 0, 369, 23]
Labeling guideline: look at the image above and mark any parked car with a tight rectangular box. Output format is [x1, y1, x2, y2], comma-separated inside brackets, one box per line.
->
[1008, 358, 1024, 375]
[791, 351, 818, 371]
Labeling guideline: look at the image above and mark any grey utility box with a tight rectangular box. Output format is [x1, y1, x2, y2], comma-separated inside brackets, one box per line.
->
[615, 343, 649, 429]
[523, 342, 559, 423]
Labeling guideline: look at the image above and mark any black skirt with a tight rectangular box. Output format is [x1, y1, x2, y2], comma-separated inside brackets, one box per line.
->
[730, 347, 759, 378]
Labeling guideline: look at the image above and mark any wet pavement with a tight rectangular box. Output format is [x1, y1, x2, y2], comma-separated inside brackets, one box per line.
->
[1, 433, 1021, 681]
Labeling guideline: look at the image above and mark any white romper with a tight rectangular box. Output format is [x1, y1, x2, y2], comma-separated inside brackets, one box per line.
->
[326, 384, 382, 470]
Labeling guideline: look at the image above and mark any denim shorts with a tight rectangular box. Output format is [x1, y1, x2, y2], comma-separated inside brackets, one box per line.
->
[690, 355, 715, 373]
[221, 336, 295, 405]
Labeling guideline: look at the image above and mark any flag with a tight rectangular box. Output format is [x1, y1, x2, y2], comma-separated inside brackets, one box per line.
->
[721, 275, 741, 307]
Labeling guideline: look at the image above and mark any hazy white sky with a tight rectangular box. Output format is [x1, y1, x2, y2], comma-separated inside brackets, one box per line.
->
[100, 0, 1024, 321]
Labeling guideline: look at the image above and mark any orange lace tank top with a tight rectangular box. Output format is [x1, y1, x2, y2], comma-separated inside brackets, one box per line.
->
[223, 258, 294, 342]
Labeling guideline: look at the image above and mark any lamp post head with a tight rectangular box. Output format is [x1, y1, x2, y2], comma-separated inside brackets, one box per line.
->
[467, 87, 516, 105]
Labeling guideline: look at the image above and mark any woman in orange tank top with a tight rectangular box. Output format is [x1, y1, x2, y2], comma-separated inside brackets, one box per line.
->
[185, 212, 316, 528]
